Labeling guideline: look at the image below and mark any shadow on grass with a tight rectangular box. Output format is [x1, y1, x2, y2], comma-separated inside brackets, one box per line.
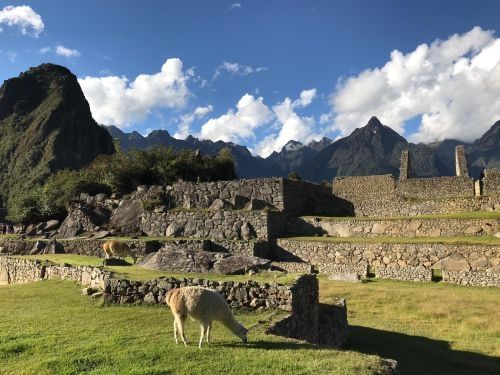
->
[218, 340, 326, 351]
[347, 325, 500, 375]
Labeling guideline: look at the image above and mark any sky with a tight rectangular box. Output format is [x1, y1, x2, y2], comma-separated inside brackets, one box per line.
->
[1, 0, 500, 157]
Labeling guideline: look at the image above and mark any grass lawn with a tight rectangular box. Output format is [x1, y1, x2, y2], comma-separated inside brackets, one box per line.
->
[0, 280, 384, 375]
[13, 254, 300, 284]
[302, 211, 500, 221]
[284, 235, 500, 246]
[320, 277, 500, 375]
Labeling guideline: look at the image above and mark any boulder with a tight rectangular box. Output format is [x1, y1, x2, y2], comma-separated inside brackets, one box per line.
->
[110, 199, 143, 235]
[58, 202, 110, 238]
[209, 199, 232, 210]
[371, 223, 389, 235]
[213, 255, 270, 275]
[331, 223, 350, 237]
[141, 248, 227, 273]
[92, 230, 111, 239]
[432, 253, 471, 271]
[165, 222, 184, 237]
[328, 272, 361, 282]
[29, 240, 46, 255]
[408, 220, 421, 232]
[240, 222, 256, 240]
[44, 220, 60, 231]
[464, 226, 483, 235]
[43, 240, 65, 254]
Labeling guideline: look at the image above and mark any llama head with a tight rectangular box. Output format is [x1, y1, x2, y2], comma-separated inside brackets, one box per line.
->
[236, 323, 248, 343]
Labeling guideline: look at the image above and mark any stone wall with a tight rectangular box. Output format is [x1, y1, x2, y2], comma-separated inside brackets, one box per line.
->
[168, 179, 285, 211]
[141, 210, 271, 240]
[286, 217, 499, 238]
[397, 176, 474, 199]
[333, 175, 396, 201]
[483, 169, 500, 197]
[341, 196, 499, 217]
[0, 257, 348, 347]
[275, 239, 500, 286]
[167, 178, 349, 216]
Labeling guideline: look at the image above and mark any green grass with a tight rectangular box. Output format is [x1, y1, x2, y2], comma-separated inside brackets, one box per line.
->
[284, 235, 500, 246]
[13, 254, 299, 284]
[320, 277, 500, 375]
[302, 211, 500, 221]
[0, 280, 384, 375]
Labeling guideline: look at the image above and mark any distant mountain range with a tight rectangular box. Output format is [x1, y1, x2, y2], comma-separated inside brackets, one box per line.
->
[106, 117, 500, 180]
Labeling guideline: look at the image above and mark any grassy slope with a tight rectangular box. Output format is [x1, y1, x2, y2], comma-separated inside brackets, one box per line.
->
[320, 277, 500, 375]
[14, 254, 299, 284]
[0, 280, 383, 375]
[285, 235, 500, 246]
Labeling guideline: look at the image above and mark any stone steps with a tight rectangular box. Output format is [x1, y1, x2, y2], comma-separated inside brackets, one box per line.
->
[286, 216, 499, 238]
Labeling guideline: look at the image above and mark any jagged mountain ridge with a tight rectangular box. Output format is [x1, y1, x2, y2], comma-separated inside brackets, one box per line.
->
[107, 117, 499, 181]
[0, 63, 114, 208]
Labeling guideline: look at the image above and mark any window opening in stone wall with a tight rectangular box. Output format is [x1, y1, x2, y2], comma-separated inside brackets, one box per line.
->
[367, 266, 376, 278]
[431, 268, 443, 282]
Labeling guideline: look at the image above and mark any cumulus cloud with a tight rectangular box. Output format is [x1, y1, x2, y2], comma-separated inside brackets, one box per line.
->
[79, 58, 191, 127]
[329, 26, 500, 143]
[254, 89, 320, 157]
[213, 61, 267, 80]
[55, 45, 81, 58]
[0, 5, 43, 37]
[174, 105, 214, 139]
[228, 3, 242, 11]
[199, 94, 273, 143]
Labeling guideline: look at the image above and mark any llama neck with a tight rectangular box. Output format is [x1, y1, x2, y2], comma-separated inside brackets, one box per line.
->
[220, 309, 242, 335]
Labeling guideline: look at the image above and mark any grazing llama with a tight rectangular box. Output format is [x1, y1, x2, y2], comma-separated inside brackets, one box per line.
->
[166, 286, 248, 348]
[102, 240, 137, 263]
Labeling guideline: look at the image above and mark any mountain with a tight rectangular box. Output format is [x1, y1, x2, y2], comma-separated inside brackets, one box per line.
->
[105, 125, 279, 178]
[467, 120, 500, 176]
[0, 63, 114, 208]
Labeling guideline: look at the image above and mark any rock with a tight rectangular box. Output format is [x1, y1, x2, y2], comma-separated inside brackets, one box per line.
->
[58, 202, 110, 238]
[427, 228, 441, 237]
[110, 198, 143, 235]
[43, 239, 65, 254]
[141, 248, 226, 273]
[493, 232, 500, 238]
[432, 253, 471, 271]
[91, 292, 104, 299]
[328, 272, 360, 282]
[82, 287, 96, 295]
[240, 222, 256, 240]
[209, 199, 232, 210]
[371, 223, 389, 234]
[143, 292, 157, 304]
[408, 220, 421, 232]
[213, 255, 270, 275]
[331, 223, 350, 237]
[165, 222, 183, 237]
[464, 226, 483, 235]
[44, 220, 60, 231]
[468, 253, 489, 269]
[92, 230, 111, 239]
[29, 240, 46, 255]
[246, 199, 269, 210]
[102, 258, 132, 266]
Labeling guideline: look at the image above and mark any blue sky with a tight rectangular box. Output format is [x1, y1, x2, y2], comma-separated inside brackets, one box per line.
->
[1, 1, 500, 156]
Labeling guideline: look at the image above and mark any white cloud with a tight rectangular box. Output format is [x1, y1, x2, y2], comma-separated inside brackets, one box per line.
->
[39, 46, 51, 54]
[174, 105, 213, 139]
[213, 61, 267, 80]
[55, 45, 81, 58]
[0, 5, 43, 37]
[254, 89, 320, 157]
[199, 94, 273, 143]
[329, 26, 500, 143]
[228, 3, 242, 11]
[79, 58, 191, 127]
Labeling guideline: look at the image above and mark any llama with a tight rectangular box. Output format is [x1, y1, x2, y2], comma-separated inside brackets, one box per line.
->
[102, 240, 137, 263]
[166, 286, 248, 348]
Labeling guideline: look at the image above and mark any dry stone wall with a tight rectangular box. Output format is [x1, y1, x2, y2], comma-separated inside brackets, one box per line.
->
[287, 217, 499, 237]
[484, 169, 500, 196]
[275, 239, 500, 286]
[397, 176, 474, 199]
[0, 257, 348, 347]
[141, 210, 270, 240]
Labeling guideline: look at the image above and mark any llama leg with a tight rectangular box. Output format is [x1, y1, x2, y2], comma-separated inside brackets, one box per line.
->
[176, 316, 188, 346]
[206, 323, 212, 344]
[173, 320, 178, 344]
[199, 324, 205, 348]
